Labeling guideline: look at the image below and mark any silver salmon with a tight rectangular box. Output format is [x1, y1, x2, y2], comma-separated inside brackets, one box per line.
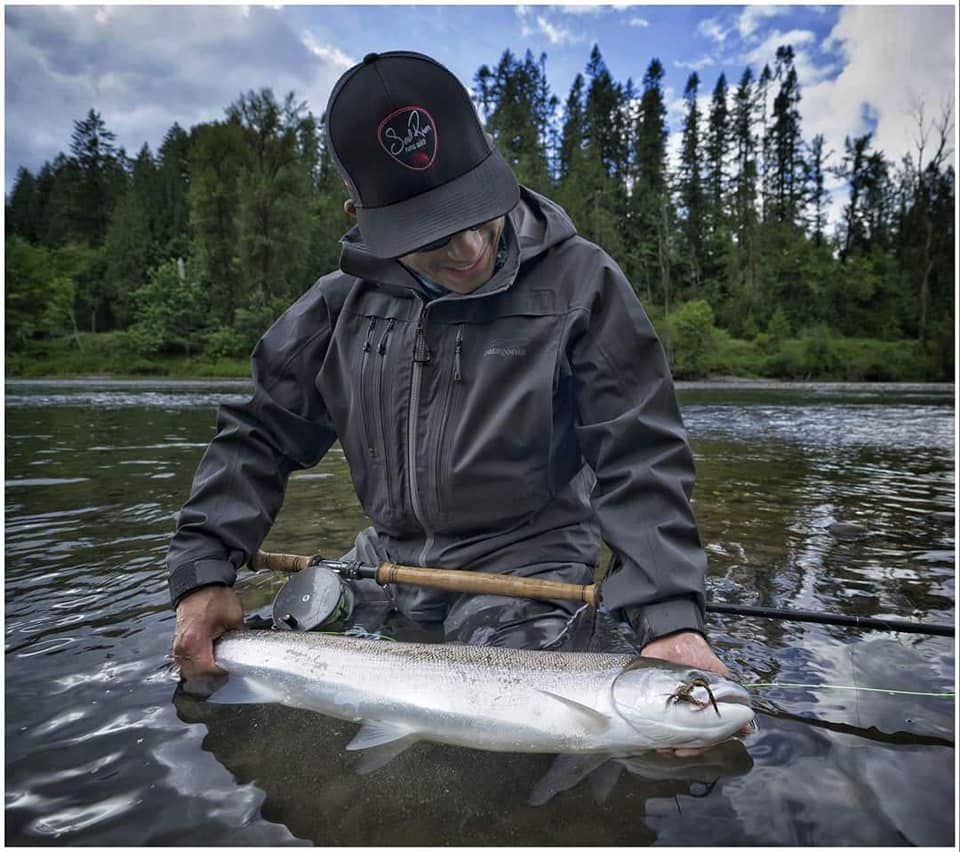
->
[212, 630, 754, 760]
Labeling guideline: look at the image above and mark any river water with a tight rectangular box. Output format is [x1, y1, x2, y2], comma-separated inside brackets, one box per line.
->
[4, 379, 956, 845]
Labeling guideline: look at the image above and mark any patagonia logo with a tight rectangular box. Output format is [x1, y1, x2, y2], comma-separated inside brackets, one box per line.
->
[483, 342, 527, 358]
[378, 106, 437, 171]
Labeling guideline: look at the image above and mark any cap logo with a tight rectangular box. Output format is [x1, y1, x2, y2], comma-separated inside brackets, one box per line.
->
[378, 106, 437, 171]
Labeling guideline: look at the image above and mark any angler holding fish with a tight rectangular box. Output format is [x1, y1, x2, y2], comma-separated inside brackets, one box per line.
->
[168, 51, 752, 760]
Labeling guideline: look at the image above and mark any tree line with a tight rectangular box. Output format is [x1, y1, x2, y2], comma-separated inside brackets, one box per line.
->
[5, 45, 955, 378]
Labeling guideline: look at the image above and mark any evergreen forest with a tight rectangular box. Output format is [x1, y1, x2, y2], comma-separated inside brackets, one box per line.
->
[5, 46, 955, 380]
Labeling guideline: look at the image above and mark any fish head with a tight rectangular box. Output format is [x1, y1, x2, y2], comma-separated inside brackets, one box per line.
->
[611, 659, 755, 749]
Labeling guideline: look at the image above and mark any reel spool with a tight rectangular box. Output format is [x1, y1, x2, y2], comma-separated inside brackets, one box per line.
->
[271, 564, 355, 631]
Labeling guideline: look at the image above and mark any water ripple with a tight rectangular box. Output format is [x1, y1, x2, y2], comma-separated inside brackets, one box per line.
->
[26, 793, 142, 837]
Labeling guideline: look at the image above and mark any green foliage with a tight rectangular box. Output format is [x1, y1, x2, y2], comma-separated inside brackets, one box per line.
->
[766, 306, 791, 342]
[103, 187, 155, 327]
[668, 299, 717, 378]
[5, 331, 249, 377]
[203, 325, 250, 360]
[4, 237, 76, 346]
[229, 89, 319, 306]
[129, 260, 207, 357]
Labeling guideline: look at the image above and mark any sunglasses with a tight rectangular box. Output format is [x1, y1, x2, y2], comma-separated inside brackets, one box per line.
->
[408, 221, 488, 255]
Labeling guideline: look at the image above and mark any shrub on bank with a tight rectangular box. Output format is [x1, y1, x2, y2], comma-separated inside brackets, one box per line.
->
[5, 332, 249, 378]
[4, 330, 947, 383]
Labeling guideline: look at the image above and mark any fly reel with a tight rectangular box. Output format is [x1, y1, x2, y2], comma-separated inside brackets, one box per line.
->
[271, 564, 355, 631]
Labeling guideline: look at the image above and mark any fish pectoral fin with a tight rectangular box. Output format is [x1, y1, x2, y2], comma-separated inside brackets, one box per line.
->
[528, 754, 610, 807]
[207, 674, 281, 706]
[346, 721, 419, 774]
[588, 760, 625, 805]
[534, 690, 610, 733]
[351, 736, 419, 775]
[346, 720, 418, 751]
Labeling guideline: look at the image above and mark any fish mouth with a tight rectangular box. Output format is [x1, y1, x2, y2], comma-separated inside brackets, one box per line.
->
[710, 682, 753, 708]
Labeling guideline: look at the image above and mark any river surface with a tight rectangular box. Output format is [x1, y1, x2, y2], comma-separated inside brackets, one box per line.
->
[4, 379, 956, 845]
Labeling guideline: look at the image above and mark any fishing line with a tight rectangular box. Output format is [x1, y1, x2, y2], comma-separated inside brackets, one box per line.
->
[744, 682, 955, 698]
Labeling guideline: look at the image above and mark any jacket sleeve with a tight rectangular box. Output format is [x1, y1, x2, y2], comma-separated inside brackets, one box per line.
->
[165, 290, 339, 607]
[567, 254, 707, 645]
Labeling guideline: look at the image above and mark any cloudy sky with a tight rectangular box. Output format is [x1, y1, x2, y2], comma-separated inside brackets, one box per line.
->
[4, 2, 956, 216]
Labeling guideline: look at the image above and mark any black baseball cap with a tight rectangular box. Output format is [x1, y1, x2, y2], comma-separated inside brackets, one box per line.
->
[325, 51, 520, 258]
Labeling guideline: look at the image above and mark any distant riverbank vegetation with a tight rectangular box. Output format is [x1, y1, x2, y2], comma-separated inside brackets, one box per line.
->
[5, 45, 954, 382]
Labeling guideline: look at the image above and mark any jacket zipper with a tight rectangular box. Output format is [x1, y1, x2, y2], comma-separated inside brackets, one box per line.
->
[407, 304, 434, 565]
[454, 325, 464, 383]
[376, 318, 396, 511]
[433, 325, 463, 518]
[359, 316, 377, 455]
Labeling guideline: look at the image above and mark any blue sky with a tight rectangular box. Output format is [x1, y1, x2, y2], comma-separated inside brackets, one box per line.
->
[4, 2, 957, 222]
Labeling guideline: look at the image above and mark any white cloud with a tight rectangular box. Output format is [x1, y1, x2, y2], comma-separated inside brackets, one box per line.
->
[803, 6, 956, 172]
[516, 5, 586, 45]
[675, 56, 715, 73]
[535, 15, 579, 47]
[558, 4, 605, 15]
[3, 5, 350, 184]
[300, 33, 354, 70]
[557, 2, 634, 11]
[629, 17, 650, 29]
[737, 6, 792, 40]
[698, 17, 731, 44]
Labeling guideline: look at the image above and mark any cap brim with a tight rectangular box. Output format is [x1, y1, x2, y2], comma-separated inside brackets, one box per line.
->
[356, 149, 520, 258]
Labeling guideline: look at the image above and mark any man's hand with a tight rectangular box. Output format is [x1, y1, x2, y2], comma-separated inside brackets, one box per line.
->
[641, 630, 730, 677]
[172, 585, 243, 682]
[640, 630, 737, 758]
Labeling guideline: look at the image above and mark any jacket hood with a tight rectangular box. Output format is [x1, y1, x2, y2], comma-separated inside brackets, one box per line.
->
[338, 185, 577, 294]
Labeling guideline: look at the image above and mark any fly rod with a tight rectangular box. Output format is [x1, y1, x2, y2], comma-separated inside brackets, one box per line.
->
[249, 549, 954, 637]
[249, 549, 600, 606]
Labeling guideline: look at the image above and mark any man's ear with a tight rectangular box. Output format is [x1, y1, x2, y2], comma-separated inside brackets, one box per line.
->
[343, 199, 357, 218]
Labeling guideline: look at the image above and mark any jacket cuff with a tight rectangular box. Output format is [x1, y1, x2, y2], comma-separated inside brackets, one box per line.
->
[168, 559, 237, 608]
[621, 597, 706, 648]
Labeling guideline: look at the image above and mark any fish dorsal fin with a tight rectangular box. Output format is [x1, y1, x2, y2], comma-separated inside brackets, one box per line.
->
[534, 689, 610, 733]
[346, 720, 417, 751]
[208, 674, 282, 705]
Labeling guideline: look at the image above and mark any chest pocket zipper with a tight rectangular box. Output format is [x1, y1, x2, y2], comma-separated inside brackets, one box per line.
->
[359, 316, 377, 456]
[375, 318, 396, 511]
[434, 325, 464, 519]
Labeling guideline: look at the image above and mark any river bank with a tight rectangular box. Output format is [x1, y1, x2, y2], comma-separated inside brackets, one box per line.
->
[5, 330, 951, 382]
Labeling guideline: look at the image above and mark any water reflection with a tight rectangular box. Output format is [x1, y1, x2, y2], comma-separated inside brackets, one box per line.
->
[173, 689, 752, 845]
[4, 380, 954, 844]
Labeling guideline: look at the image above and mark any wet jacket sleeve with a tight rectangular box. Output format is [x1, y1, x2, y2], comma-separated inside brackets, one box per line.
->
[165, 294, 338, 607]
[567, 257, 707, 644]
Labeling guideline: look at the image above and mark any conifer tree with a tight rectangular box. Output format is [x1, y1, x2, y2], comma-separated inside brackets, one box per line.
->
[227, 89, 318, 308]
[631, 58, 671, 311]
[766, 47, 804, 225]
[69, 109, 126, 245]
[677, 72, 705, 290]
[705, 73, 729, 219]
[188, 120, 248, 324]
[474, 50, 555, 192]
[156, 123, 193, 261]
[806, 134, 830, 246]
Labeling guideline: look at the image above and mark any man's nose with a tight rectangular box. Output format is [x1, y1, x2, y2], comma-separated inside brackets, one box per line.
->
[445, 227, 484, 261]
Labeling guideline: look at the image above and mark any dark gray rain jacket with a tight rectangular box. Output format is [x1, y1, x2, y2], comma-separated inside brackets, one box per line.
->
[166, 188, 708, 642]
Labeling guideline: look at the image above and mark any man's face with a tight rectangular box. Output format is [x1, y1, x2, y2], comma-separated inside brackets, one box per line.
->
[398, 217, 506, 294]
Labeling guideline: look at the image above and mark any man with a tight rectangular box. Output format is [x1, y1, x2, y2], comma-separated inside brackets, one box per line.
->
[170, 51, 730, 704]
